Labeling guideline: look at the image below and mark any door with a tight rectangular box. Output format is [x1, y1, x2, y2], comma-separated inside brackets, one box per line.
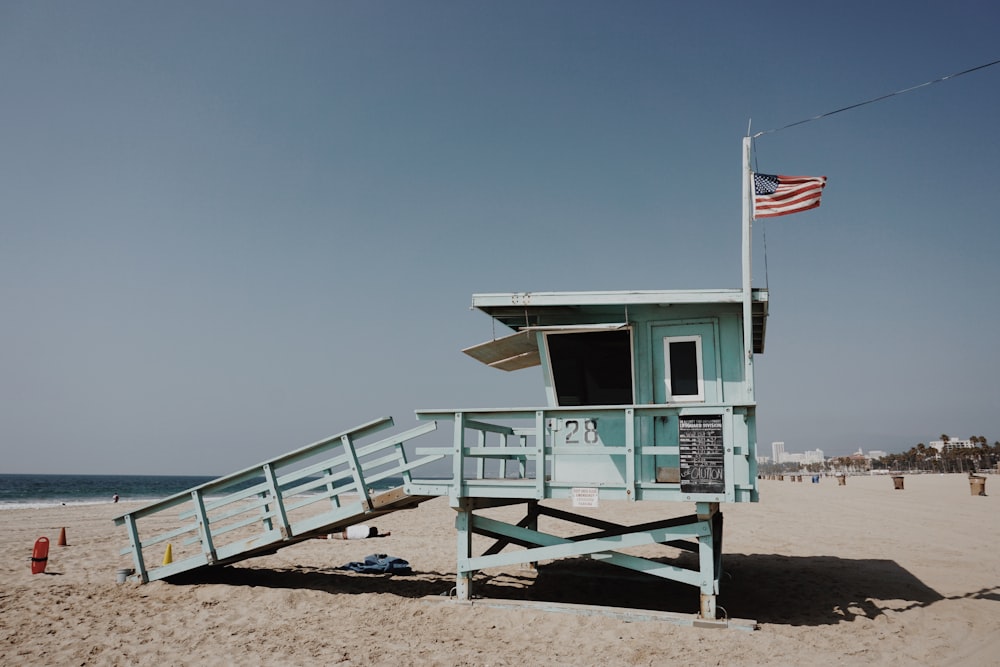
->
[650, 321, 719, 482]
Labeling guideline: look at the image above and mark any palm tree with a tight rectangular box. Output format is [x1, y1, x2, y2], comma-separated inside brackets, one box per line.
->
[975, 436, 990, 471]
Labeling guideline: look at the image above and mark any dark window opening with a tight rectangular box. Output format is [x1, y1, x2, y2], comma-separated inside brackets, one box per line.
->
[669, 340, 700, 396]
[547, 331, 633, 406]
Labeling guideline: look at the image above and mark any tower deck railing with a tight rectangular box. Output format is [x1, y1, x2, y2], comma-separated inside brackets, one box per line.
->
[407, 404, 757, 505]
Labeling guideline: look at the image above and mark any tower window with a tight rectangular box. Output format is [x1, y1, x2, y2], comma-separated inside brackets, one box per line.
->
[665, 336, 703, 402]
[546, 330, 633, 406]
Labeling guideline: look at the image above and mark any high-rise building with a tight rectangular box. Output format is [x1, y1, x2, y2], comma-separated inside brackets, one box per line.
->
[772, 441, 785, 463]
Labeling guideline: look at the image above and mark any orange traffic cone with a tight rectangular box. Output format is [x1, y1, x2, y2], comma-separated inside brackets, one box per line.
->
[162, 543, 173, 565]
[57, 527, 67, 547]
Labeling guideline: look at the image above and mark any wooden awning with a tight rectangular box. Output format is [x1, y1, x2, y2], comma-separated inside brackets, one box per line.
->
[463, 323, 629, 372]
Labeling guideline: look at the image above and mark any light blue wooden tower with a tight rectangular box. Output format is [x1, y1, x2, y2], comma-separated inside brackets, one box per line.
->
[408, 139, 765, 620]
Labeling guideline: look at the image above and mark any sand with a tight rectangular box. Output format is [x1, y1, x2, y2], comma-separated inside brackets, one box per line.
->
[3, 473, 998, 666]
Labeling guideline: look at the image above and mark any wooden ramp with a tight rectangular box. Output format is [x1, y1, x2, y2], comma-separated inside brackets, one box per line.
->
[113, 417, 441, 583]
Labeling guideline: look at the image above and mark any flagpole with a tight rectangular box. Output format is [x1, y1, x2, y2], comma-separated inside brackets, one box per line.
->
[741, 136, 755, 401]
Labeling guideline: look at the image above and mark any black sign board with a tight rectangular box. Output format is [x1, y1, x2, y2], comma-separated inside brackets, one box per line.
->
[679, 415, 725, 494]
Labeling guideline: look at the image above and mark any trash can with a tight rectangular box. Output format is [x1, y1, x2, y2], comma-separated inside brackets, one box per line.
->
[837, 475, 846, 486]
[892, 476, 904, 490]
[969, 475, 986, 496]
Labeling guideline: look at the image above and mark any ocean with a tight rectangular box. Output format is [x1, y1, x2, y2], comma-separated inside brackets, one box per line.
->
[0, 473, 405, 510]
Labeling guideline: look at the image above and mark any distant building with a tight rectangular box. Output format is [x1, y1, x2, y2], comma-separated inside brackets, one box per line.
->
[929, 439, 974, 452]
[801, 449, 824, 464]
[868, 450, 888, 460]
[768, 442, 824, 466]
[848, 449, 867, 463]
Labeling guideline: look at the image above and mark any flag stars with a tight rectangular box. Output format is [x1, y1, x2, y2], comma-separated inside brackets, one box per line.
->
[754, 173, 779, 195]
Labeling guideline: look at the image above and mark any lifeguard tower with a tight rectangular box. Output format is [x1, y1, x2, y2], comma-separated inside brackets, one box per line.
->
[114, 139, 766, 625]
[407, 284, 766, 620]
[406, 139, 767, 620]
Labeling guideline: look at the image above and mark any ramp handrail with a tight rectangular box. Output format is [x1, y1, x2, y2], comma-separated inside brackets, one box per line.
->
[113, 417, 440, 582]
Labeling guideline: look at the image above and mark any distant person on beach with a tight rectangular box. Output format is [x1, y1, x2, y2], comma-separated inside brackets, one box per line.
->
[318, 525, 390, 540]
[112, 493, 119, 503]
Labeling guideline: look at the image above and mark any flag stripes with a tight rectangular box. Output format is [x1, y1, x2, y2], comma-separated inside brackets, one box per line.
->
[753, 173, 827, 219]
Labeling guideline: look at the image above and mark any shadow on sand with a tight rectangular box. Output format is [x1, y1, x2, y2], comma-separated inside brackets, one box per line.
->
[161, 551, 980, 627]
[466, 553, 952, 626]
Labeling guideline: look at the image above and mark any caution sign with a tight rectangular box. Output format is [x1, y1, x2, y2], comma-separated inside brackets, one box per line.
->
[679, 415, 724, 494]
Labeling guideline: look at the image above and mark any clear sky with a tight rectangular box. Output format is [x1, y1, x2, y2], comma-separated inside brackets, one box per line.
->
[2, 2, 998, 475]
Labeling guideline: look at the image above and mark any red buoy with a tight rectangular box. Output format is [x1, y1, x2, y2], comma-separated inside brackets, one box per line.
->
[31, 537, 50, 574]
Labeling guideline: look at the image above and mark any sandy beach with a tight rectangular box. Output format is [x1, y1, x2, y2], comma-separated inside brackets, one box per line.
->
[3, 472, 998, 666]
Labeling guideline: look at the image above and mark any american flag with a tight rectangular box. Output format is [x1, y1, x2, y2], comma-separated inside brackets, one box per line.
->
[753, 173, 827, 219]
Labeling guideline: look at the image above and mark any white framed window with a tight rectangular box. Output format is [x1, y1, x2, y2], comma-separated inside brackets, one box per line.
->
[664, 335, 703, 402]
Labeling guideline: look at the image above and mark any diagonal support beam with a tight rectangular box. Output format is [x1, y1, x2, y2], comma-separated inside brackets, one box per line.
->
[536, 506, 704, 553]
[463, 515, 709, 588]
[481, 503, 541, 556]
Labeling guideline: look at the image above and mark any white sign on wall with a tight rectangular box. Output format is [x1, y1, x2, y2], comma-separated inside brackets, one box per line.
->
[571, 487, 600, 508]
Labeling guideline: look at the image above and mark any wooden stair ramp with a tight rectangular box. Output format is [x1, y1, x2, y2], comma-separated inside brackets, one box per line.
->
[113, 417, 441, 582]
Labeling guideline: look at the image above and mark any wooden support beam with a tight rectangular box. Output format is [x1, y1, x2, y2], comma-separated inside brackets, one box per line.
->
[463, 514, 708, 588]
[122, 513, 148, 583]
[455, 499, 473, 600]
[190, 490, 218, 564]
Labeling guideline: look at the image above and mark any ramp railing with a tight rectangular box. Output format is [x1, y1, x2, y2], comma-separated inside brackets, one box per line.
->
[113, 417, 441, 582]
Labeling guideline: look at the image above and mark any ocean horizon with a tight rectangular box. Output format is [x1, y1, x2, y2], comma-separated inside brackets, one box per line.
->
[0, 473, 407, 510]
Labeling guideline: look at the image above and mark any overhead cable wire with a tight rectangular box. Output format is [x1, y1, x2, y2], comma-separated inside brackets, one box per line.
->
[752, 58, 1000, 138]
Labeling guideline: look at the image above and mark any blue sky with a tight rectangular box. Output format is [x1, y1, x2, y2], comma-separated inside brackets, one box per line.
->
[2, 2, 998, 475]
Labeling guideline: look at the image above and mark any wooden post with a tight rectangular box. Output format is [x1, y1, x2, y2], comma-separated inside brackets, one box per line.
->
[535, 411, 546, 500]
[741, 136, 755, 401]
[526, 500, 539, 570]
[122, 514, 148, 583]
[191, 489, 218, 564]
[696, 502, 720, 619]
[341, 433, 371, 509]
[451, 413, 465, 506]
[455, 499, 473, 600]
[625, 408, 637, 501]
[261, 463, 291, 539]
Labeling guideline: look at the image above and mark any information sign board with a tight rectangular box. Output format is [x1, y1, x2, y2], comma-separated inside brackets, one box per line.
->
[679, 415, 725, 494]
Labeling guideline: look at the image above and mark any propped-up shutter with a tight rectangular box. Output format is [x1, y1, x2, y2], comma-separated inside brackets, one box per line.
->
[463, 323, 629, 372]
[462, 330, 540, 371]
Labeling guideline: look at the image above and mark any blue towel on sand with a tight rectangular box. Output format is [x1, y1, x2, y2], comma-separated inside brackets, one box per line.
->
[340, 553, 412, 575]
